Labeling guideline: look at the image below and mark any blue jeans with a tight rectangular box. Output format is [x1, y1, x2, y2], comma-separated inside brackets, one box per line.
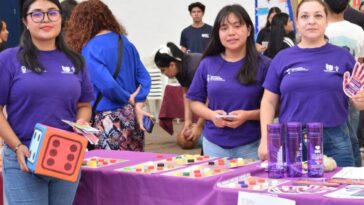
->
[203, 137, 259, 159]
[302, 122, 355, 167]
[2, 145, 80, 205]
[347, 105, 361, 167]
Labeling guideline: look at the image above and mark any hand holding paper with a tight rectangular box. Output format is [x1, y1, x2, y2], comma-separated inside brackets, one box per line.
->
[343, 62, 364, 97]
[62, 120, 100, 145]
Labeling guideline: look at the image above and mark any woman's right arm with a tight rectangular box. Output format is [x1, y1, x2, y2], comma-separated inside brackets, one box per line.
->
[258, 89, 279, 160]
[0, 106, 30, 172]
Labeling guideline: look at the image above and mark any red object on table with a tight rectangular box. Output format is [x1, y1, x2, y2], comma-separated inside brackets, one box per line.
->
[158, 85, 197, 135]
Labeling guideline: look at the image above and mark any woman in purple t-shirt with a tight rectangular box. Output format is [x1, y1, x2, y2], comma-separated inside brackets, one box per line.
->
[0, 0, 94, 204]
[187, 5, 271, 159]
[259, 0, 364, 167]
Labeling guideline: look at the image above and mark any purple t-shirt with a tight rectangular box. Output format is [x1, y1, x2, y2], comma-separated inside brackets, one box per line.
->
[0, 47, 94, 146]
[187, 55, 271, 148]
[263, 43, 355, 127]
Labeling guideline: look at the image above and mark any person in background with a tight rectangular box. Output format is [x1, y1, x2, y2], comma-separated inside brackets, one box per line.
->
[344, 3, 364, 30]
[187, 5, 271, 158]
[265, 13, 295, 59]
[357, 0, 364, 157]
[0, 20, 9, 52]
[60, 0, 77, 25]
[154, 42, 204, 149]
[324, 0, 364, 167]
[259, 0, 364, 167]
[255, 7, 281, 53]
[344, 1, 364, 157]
[180, 2, 213, 53]
[65, 0, 151, 151]
[0, 0, 94, 204]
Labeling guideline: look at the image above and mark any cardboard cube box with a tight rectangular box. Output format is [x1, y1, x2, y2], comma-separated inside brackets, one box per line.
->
[27, 123, 87, 182]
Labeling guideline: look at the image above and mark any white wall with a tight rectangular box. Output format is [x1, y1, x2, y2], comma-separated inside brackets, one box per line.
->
[100, 0, 255, 62]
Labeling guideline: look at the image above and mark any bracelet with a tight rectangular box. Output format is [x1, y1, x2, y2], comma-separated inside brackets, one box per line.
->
[14, 143, 23, 152]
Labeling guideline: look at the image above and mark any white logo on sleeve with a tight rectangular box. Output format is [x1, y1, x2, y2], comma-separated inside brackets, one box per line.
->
[61, 66, 75, 74]
[207, 74, 225, 82]
[324, 64, 340, 73]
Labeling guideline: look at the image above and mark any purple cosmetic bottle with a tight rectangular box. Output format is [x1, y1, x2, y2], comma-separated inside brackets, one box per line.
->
[286, 122, 303, 177]
[307, 122, 324, 178]
[267, 123, 284, 178]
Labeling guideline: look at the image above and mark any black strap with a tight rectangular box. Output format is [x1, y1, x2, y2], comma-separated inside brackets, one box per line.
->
[92, 35, 123, 113]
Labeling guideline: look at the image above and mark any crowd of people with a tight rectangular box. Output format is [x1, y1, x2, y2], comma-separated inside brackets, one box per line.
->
[0, 0, 364, 204]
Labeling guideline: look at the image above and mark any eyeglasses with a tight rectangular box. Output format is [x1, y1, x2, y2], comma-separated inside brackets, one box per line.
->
[27, 10, 62, 23]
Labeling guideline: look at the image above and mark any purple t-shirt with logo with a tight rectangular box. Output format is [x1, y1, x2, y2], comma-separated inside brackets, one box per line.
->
[187, 55, 271, 148]
[0, 47, 94, 146]
[263, 43, 355, 127]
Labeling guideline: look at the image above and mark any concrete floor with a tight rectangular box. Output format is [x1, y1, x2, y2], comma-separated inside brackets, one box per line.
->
[144, 121, 201, 155]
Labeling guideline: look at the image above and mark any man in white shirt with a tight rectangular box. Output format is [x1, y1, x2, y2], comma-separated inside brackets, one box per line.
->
[324, 0, 364, 167]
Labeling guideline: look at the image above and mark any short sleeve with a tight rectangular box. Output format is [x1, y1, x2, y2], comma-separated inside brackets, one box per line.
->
[346, 52, 356, 73]
[258, 55, 271, 83]
[180, 29, 187, 48]
[0, 53, 13, 106]
[79, 66, 95, 102]
[186, 59, 208, 103]
[262, 56, 282, 94]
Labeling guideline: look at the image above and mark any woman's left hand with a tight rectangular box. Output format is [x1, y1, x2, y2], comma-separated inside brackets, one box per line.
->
[223, 110, 248, 128]
[135, 102, 152, 131]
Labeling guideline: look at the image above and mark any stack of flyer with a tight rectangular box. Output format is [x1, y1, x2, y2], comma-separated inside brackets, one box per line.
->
[62, 120, 100, 145]
[332, 167, 364, 180]
[324, 167, 364, 199]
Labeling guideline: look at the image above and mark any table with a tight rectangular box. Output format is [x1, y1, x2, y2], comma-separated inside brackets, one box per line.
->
[158, 85, 197, 135]
[73, 150, 363, 205]
[158, 85, 184, 135]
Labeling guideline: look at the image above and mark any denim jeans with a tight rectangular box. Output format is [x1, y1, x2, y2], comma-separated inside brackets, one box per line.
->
[2, 145, 80, 205]
[347, 105, 361, 167]
[302, 122, 355, 167]
[203, 137, 259, 159]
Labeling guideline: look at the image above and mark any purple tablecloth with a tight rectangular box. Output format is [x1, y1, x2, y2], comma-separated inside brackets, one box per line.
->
[73, 150, 364, 205]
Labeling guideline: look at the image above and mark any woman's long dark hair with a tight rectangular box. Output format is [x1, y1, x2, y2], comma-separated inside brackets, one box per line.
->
[202, 4, 260, 84]
[266, 13, 289, 59]
[18, 0, 84, 73]
[264, 7, 281, 28]
[154, 42, 184, 68]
